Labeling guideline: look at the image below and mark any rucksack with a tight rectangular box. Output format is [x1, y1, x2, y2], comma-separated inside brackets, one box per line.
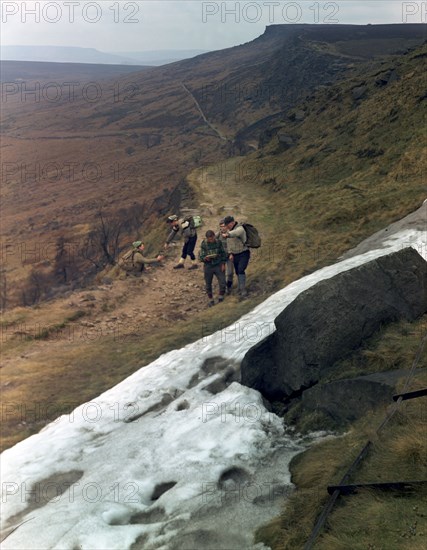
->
[184, 215, 203, 229]
[118, 249, 137, 271]
[242, 223, 261, 248]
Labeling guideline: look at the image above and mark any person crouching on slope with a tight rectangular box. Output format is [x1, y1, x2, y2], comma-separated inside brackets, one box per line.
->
[199, 230, 227, 307]
[164, 214, 199, 270]
[221, 215, 250, 297]
[122, 241, 164, 276]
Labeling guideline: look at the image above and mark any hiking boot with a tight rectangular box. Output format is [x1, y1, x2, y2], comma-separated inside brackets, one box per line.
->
[226, 286, 232, 295]
[239, 289, 248, 301]
[218, 296, 224, 303]
[188, 264, 199, 270]
[208, 300, 215, 308]
[173, 263, 185, 269]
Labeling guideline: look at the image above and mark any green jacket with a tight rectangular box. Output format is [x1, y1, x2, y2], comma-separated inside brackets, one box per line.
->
[199, 239, 227, 266]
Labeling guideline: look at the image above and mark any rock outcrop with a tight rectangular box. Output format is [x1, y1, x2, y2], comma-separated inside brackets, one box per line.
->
[300, 368, 424, 426]
[241, 248, 427, 401]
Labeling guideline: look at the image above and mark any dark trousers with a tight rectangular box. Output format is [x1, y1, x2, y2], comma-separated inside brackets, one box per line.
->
[233, 249, 250, 275]
[204, 264, 226, 298]
[182, 235, 197, 260]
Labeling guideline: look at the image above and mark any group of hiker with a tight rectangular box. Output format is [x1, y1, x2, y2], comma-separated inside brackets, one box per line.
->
[121, 214, 257, 307]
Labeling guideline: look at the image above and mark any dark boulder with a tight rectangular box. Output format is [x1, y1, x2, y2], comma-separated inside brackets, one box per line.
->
[301, 378, 392, 426]
[352, 85, 368, 100]
[277, 132, 295, 148]
[241, 248, 427, 401]
[294, 110, 305, 122]
[375, 69, 399, 87]
[299, 367, 424, 428]
[288, 110, 305, 122]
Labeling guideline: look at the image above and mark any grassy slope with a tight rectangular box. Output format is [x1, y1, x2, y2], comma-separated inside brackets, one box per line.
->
[246, 42, 426, 264]
[256, 315, 427, 549]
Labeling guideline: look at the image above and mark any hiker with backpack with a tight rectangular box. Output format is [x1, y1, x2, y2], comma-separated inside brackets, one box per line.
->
[217, 218, 234, 294]
[164, 214, 200, 270]
[221, 215, 258, 297]
[119, 241, 164, 276]
[199, 230, 227, 307]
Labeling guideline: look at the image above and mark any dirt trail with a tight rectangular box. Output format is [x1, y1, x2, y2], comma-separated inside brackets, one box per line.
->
[92, 155, 279, 343]
[180, 82, 229, 142]
[75, 161, 255, 338]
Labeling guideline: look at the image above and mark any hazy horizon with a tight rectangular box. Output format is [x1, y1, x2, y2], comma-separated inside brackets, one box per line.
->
[1, 44, 210, 66]
[2, 1, 424, 56]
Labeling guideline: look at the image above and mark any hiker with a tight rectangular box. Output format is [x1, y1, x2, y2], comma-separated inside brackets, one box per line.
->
[217, 218, 234, 294]
[120, 241, 164, 276]
[221, 215, 250, 297]
[199, 230, 227, 307]
[164, 214, 198, 270]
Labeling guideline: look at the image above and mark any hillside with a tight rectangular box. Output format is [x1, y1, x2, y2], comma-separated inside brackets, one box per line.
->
[1, 24, 426, 307]
[228, 37, 427, 273]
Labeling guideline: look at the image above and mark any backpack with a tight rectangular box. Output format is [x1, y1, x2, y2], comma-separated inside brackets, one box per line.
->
[242, 223, 261, 248]
[184, 215, 203, 229]
[118, 249, 137, 271]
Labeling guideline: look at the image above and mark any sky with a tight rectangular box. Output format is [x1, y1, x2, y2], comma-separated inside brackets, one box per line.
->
[1, 0, 426, 53]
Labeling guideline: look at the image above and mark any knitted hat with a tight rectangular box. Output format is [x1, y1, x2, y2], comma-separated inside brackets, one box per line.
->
[132, 241, 143, 248]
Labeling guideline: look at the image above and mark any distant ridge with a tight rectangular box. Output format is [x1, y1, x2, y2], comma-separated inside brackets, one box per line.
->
[2, 45, 210, 66]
